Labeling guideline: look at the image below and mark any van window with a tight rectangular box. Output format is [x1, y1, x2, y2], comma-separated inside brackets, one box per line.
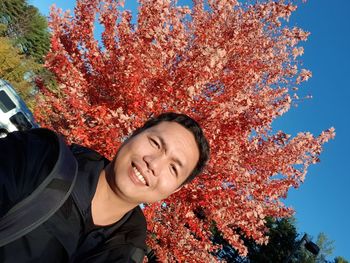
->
[10, 112, 33, 130]
[0, 90, 16, 113]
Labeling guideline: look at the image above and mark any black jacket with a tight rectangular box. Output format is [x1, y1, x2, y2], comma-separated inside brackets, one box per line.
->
[0, 129, 147, 262]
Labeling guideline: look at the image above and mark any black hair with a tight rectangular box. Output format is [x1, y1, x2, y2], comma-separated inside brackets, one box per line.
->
[130, 112, 210, 185]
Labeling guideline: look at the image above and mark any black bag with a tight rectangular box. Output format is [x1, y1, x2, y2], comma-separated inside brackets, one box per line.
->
[0, 129, 147, 262]
[0, 129, 78, 247]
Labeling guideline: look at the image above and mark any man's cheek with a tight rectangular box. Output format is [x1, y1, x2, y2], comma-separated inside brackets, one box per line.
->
[159, 180, 176, 193]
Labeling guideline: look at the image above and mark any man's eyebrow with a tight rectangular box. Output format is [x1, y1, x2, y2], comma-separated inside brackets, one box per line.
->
[157, 135, 184, 168]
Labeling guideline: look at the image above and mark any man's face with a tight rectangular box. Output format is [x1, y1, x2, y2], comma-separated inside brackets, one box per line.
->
[110, 121, 199, 205]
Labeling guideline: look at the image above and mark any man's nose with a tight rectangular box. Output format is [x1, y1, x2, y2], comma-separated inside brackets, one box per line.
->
[143, 154, 164, 176]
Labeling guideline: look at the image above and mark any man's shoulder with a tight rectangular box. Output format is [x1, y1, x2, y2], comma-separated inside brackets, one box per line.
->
[130, 205, 147, 231]
[79, 206, 148, 263]
[111, 205, 147, 250]
[0, 128, 61, 191]
[127, 206, 147, 248]
[70, 143, 108, 162]
[120, 205, 147, 236]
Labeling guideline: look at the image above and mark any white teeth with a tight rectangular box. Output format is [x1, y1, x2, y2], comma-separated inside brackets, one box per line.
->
[133, 166, 146, 185]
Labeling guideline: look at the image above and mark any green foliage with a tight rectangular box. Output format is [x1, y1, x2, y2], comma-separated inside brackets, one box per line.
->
[0, 0, 57, 109]
[316, 233, 335, 262]
[0, 36, 41, 108]
[250, 217, 299, 262]
[0, 0, 50, 62]
[0, 23, 7, 35]
[213, 217, 347, 263]
[317, 234, 334, 251]
[294, 232, 335, 263]
[334, 257, 349, 263]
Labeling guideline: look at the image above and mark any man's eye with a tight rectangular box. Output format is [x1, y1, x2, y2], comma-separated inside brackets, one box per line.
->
[150, 138, 160, 149]
[170, 164, 178, 176]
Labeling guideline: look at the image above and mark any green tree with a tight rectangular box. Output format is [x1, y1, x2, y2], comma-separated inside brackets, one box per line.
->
[298, 232, 335, 263]
[250, 217, 300, 262]
[213, 217, 347, 263]
[334, 257, 349, 263]
[0, 35, 41, 107]
[212, 217, 300, 262]
[0, 0, 50, 62]
[0, 0, 57, 107]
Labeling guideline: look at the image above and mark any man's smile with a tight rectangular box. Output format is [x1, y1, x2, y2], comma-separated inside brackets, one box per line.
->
[131, 162, 149, 186]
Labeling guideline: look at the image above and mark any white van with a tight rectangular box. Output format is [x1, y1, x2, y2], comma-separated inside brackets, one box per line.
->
[0, 79, 39, 138]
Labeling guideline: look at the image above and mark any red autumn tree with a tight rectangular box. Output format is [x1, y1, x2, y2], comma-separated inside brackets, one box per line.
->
[35, 0, 334, 261]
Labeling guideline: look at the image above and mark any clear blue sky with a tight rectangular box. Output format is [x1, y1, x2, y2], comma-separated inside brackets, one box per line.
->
[29, 0, 350, 259]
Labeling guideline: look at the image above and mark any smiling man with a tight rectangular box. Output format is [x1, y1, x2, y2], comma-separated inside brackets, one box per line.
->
[0, 112, 210, 262]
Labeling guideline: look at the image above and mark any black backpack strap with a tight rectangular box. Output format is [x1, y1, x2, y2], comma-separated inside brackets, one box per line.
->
[0, 129, 78, 247]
